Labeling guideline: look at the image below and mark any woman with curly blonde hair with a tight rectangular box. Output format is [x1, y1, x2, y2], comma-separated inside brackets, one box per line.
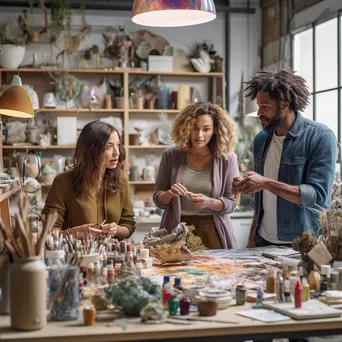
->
[154, 102, 239, 249]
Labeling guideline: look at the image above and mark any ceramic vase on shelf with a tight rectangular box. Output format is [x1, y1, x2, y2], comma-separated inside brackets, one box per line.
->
[0, 45, 26, 69]
[9, 257, 47, 331]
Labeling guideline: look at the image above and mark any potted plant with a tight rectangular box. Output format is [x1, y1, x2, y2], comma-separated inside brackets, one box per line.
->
[0, 26, 27, 69]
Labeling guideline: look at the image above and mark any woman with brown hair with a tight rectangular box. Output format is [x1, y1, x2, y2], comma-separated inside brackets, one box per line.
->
[154, 102, 239, 249]
[42, 120, 135, 239]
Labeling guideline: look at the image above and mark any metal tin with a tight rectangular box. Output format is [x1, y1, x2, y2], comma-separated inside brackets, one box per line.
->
[235, 285, 246, 305]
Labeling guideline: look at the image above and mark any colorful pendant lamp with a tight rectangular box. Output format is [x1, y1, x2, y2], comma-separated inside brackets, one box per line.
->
[0, 75, 34, 118]
[132, 0, 217, 27]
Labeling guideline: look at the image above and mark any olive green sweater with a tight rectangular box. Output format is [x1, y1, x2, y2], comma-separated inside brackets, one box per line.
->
[42, 170, 136, 236]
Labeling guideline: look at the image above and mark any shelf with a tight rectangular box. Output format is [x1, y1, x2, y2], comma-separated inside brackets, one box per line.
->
[0, 68, 124, 74]
[129, 181, 155, 185]
[0, 68, 223, 77]
[135, 217, 161, 224]
[129, 109, 179, 114]
[129, 70, 223, 77]
[0, 185, 21, 203]
[37, 108, 124, 113]
[127, 145, 170, 149]
[3, 145, 75, 150]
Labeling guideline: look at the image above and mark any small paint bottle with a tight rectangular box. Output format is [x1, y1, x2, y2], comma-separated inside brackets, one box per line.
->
[101, 260, 107, 285]
[252, 287, 263, 308]
[179, 297, 190, 315]
[162, 289, 172, 310]
[87, 263, 94, 283]
[163, 275, 171, 288]
[266, 270, 277, 293]
[331, 271, 338, 290]
[235, 285, 246, 305]
[294, 280, 302, 308]
[174, 277, 183, 291]
[168, 296, 179, 316]
[302, 282, 310, 302]
[284, 279, 291, 303]
[107, 260, 114, 284]
[320, 264, 331, 291]
[94, 261, 101, 284]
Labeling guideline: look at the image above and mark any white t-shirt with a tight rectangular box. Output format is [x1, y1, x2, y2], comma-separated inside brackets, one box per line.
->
[259, 133, 286, 243]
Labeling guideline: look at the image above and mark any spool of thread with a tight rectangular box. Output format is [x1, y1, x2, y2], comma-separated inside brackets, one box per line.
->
[140, 249, 149, 259]
[177, 85, 190, 110]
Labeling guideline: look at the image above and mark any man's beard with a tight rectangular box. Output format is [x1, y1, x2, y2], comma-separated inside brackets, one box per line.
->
[260, 106, 283, 133]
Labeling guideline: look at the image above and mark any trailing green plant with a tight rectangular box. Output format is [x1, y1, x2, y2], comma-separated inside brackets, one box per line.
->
[50, 0, 71, 43]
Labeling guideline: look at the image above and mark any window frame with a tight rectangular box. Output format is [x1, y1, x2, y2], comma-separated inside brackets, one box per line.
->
[292, 11, 341, 144]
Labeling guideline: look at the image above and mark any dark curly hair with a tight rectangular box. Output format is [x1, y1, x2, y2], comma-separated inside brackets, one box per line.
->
[244, 69, 310, 112]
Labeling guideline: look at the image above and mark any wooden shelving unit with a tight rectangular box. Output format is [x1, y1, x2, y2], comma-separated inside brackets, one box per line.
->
[3, 145, 76, 150]
[0, 184, 21, 228]
[38, 108, 124, 113]
[0, 67, 225, 213]
[0, 185, 21, 203]
[2, 68, 223, 78]
[127, 145, 170, 149]
[129, 109, 179, 114]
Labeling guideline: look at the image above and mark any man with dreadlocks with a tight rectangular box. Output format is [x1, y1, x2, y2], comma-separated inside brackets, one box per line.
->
[233, 69, 337, 248]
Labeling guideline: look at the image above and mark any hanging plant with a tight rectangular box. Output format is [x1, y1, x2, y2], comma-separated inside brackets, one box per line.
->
[50, 0, 71, 43]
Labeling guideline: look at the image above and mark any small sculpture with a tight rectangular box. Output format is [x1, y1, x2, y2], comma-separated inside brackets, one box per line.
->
[104, 275, 161, 317]
[103, 26, 135, 67]
[191, 49, 212, 73]
[292, 231, 317, 276]
[143, 223, 206, 264]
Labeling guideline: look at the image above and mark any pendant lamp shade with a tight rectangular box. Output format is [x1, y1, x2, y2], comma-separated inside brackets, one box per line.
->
[132, 0, 216, 27]
[0, 75, 34, 118]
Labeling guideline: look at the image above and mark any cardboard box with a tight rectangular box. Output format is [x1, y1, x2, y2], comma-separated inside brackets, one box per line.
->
[148, 56, 173, 72]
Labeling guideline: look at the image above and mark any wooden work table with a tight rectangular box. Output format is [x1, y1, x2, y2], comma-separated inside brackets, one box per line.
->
[1, 248, 342, 341]
[0, 303, 342, 342]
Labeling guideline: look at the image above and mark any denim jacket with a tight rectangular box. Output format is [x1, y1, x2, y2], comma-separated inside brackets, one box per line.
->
[253, 112, 337, 241]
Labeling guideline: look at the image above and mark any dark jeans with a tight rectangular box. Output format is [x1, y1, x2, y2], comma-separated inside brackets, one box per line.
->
[255, 234, 309, 342]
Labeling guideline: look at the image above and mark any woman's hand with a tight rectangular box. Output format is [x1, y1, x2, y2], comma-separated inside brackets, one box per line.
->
[188, 192, 211, 208]
[168, 183, 188, 197]
[101, 223, 118, 236]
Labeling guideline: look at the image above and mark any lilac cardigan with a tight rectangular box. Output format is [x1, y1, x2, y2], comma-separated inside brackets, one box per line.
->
[153, 146, 239, 249]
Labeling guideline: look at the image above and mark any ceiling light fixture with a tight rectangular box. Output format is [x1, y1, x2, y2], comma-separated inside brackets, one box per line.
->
[132, 0, 217, 27]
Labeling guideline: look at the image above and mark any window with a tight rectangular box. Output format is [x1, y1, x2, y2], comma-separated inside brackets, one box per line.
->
[293, 15, 340, 144]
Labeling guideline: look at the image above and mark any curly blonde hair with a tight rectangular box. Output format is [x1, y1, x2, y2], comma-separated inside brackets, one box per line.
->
[171, 102, 237, 158]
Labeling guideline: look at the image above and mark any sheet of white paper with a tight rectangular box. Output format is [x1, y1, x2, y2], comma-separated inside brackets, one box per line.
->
[236, 309, 291, 323]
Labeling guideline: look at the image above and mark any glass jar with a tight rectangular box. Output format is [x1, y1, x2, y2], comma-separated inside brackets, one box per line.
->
[49, 265, 79, 321]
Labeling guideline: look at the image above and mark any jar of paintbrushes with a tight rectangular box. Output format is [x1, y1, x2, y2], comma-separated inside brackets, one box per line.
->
[49, 265, 79, 321]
